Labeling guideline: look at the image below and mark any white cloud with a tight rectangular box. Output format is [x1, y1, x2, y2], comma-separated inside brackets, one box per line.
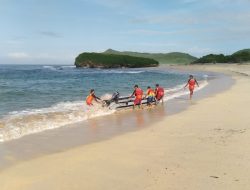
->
[6, 40, 23, 45]
[130, 2, 250, 26]
[127, 28, 210, 36]
[184, 46, 215, 56]
[211, 0, 250, 3]
[131, 14, 199, 25]
[180, 0, 250, 4]
[181, 0, 199, 4]
[133, 42, 177, 48]
[6, 52, 74, 62]
[7, 52, 30, 59]
[39, 31, 62, 38]
[89, 0, 134, 8]
[34, 53, 74, 61]
[127, 29, 174, 35]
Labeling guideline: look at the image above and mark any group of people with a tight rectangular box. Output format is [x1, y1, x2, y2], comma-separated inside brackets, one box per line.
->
[130, 84, 164, 108]
[86, 75, 199, 108]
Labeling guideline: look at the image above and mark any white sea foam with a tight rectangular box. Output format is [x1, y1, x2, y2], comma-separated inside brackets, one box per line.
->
[164, 80, 208, 101]
[43, 65, 75, 71]
[0, 80, 208, 143]
[42, 66, 145, 74]
[0, 101, 115, 142]
[86, 70, 145, 74]
[61, 65, 75, 68]
[42, 65, 59, 71]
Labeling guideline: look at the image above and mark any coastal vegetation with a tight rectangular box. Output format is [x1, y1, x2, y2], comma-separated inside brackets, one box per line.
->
[192, 49, 250, 64]
[75, 53, 159, 68]
[75, 48, 250, 68]
[104, 49, 197, 64]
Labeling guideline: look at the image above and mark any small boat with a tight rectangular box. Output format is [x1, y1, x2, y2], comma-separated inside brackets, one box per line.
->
[102, 92, 156, 109]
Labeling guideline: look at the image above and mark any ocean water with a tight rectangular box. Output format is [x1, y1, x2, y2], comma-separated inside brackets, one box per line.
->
[0, 64, 208, 142]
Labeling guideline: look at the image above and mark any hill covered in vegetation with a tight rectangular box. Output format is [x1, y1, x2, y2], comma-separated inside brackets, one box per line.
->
[192, 49, 250, 64]
[103, 49, 197, 64]
[75, 53, 159, 68]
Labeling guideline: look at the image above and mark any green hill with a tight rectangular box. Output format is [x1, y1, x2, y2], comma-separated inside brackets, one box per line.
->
[193, 49, 250, 64]
[75, 53, 159, 68]
[232, 49, 250, 55]
[231, 49, 250, 63]
[103, 49, 197, 64]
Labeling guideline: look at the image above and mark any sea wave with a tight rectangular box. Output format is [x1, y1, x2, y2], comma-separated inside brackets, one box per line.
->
[42, 65, 146, 74]
[0, 80, 208, 142]
[80, 70, 145, 74]
[42, 65, 75, 71]
[164, 80, 208, 101]
[43, 65, 58, 70]
[0, 100, 115, 142]
[61, 65, 76, 68]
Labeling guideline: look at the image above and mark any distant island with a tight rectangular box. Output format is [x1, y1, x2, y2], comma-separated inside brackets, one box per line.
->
[192, 49, 250, 64]
[74, 49, 197, 68]
[75, 53, 159, 68]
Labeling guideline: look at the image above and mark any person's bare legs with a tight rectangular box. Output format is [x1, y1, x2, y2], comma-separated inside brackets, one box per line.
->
[189, 90, 193, 100]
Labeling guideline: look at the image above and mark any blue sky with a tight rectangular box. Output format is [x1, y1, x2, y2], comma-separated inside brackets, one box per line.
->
[0, 0, 250, 64]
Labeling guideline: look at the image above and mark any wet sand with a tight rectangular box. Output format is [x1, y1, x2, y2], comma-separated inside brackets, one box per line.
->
[1, 64, 249, 190]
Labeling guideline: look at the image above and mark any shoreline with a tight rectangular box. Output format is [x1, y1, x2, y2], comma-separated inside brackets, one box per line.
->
[1, 64, 249, 190]
[0, 66, 205, 143]
[0, 68, 229, 170]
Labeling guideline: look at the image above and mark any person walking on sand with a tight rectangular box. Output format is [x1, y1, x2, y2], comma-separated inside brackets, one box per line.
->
[131, 85, 143, 109]
[155, 84, 164, 104]
[86, 89, 102, 106]
[184, 75, 199, 100]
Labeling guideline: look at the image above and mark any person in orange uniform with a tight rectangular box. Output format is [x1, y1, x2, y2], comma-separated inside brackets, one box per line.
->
[184, 75, 199, 100]
[146, 86, 155, 106]
[155, 84, 164, 104]
[131, 85, 143, 109]
[86, 89, 101, 106]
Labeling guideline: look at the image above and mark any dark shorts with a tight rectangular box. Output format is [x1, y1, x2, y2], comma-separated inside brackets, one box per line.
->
[147, 96, 154, 103]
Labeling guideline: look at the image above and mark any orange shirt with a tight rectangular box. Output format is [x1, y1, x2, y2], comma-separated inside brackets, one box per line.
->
[86, 94, 94, 105]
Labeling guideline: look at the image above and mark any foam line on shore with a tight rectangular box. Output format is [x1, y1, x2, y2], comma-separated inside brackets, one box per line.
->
[0, 80, 208, 143]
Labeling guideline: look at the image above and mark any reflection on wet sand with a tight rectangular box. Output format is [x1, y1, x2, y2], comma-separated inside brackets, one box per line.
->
[136, 111, 145, 126]
[0, 104, 168, 169]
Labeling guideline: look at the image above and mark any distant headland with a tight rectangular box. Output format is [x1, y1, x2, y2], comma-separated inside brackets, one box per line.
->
[75, 52, 159, 68]
[192, 49, 250, 64]
[74, 48, 250, 68]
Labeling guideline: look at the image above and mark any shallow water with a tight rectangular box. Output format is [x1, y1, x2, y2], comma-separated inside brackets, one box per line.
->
[0, 65, 208, 142]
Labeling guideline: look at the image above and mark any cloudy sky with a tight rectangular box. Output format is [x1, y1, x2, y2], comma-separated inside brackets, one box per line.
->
[0, 0, 250, 64]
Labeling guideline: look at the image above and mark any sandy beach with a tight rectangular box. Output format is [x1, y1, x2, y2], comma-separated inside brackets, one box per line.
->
[1, 64, 250, 190]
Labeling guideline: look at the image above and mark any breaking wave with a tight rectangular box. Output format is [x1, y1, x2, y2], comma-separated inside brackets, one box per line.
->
[42, 65, 145, 74]
[0, 80, 208, 142]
